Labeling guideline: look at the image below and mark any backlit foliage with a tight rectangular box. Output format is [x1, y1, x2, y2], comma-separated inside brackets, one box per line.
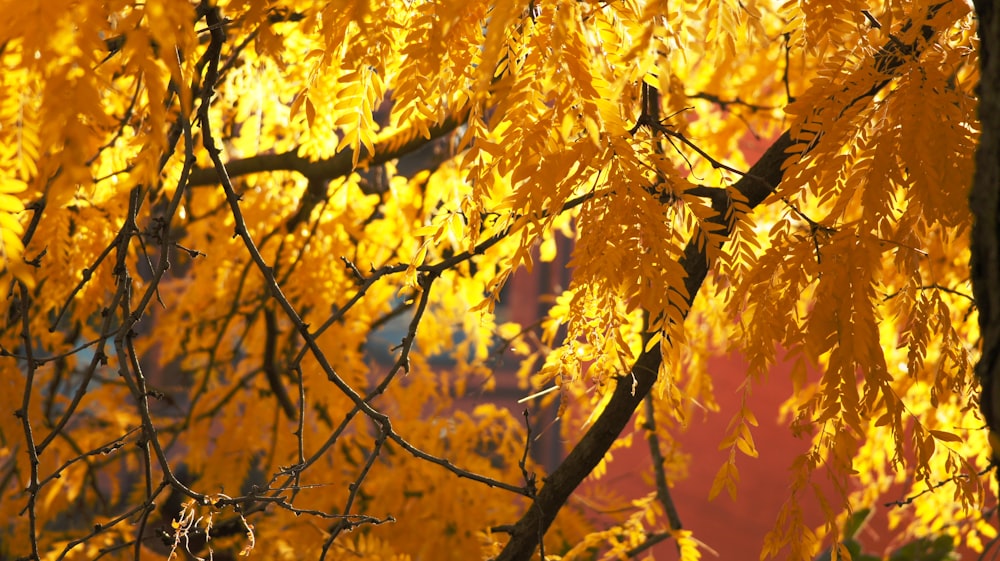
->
[0, 0, 990, 560]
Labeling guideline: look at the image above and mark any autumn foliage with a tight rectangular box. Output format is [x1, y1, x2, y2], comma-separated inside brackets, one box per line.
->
[0, 1, 994, 560]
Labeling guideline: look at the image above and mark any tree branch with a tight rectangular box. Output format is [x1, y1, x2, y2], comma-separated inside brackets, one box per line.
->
[494, 124, 791, 560]
[187, 111, 468, 186]
[644, 393, 683, 534]
[495, 6, 946, 558]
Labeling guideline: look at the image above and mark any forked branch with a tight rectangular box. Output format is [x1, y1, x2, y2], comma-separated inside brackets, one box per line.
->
[495, 5, 947, 558]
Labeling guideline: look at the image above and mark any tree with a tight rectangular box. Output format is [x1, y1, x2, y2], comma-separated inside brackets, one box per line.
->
[0, 1, 993, 560]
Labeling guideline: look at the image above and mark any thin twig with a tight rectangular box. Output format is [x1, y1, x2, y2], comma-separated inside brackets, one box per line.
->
[884, 464, 995, 507]
[643, 394, 683, 531]
[15, 282, 40, 560]
[688, 91, 778, 112]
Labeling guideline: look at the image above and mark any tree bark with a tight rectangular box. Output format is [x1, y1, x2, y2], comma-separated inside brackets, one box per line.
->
[971, 0, 1000, 470]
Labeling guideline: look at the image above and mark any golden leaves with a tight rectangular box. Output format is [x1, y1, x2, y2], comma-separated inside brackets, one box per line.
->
[0, 0, 989, 560]
[0, 177, 31, 290]
[333, 69, 383, 167]
[675, 528, 704, 561]
[780, 0, 867, 56]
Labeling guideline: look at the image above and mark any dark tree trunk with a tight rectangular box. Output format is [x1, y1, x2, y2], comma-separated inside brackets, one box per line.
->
[971, 0, 1000, 472]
